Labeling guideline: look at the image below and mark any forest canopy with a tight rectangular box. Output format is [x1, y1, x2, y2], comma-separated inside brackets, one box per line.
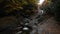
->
[0, 0, 38, 17]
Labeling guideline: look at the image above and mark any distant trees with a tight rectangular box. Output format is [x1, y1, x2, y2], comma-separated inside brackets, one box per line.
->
[41, 0, 60, 22]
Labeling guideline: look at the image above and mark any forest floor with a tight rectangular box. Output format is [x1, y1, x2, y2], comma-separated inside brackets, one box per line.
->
[38, 17, 60, 34]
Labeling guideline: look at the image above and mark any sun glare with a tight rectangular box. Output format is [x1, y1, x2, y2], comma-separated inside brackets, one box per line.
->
[38, 0, 45, 5]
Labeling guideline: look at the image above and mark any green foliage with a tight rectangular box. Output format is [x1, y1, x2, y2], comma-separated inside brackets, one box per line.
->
[0, 0, 38, 17]
[0, 0, 38, 24]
